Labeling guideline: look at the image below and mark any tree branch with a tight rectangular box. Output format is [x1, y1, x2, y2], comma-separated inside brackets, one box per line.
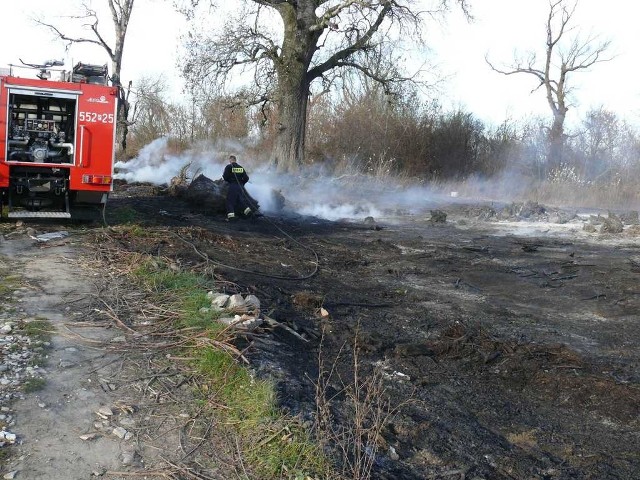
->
[307, 2, 392, 81]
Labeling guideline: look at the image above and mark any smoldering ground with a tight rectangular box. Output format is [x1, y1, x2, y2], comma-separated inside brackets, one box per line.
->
[115, 137, 640, 227]
[105, 137, 640, 479]
[101, 178, 640, 479]
[114, 137, 480, 221]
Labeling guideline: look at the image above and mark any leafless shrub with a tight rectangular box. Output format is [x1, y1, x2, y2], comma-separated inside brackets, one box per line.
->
[313, 325, 404, 480]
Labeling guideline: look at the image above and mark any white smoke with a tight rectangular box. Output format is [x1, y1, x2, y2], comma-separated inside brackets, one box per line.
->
[114, 137, 228, 184]
[114, 138, 457, 221]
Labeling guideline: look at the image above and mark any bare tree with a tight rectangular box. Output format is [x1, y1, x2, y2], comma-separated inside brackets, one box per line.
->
[36, 0, 136, 151]
[486, 0, 611, 168]
[182, 0, 469, 172]
[128, 76, 172, 142]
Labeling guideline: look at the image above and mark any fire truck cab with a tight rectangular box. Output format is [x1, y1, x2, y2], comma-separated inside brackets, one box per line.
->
[0, 61, 118, 219]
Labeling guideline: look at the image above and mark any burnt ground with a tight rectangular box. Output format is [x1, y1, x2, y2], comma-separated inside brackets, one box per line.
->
[101, 187, 638, 479]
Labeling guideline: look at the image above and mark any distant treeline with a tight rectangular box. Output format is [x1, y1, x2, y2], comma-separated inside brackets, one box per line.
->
[125, 82, 640, 207]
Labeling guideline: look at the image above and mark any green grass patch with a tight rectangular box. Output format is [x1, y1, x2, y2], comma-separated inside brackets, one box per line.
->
[21, 318, 53, 368]
[198, 349, 275, 422]
[0, 275, 20, 298]
[130, 256, 331, 479]
[109, 206, 143, 224]
[22, 377, 46, 393]
[196, 347, 328, 478]
[21, 318, 54, 342]
[133, 260, 229, 330]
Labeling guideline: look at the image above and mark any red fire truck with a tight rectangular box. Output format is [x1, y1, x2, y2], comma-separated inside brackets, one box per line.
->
[0, 60, 118, 219]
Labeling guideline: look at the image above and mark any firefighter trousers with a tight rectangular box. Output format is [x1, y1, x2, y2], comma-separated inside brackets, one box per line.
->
[226, 183, 251, 216]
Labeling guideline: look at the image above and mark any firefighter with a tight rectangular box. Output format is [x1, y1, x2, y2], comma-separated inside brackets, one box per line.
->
[223, 154, 253, 221]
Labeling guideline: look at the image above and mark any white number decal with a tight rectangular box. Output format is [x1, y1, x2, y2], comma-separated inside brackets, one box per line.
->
[79, 112, 115, 124]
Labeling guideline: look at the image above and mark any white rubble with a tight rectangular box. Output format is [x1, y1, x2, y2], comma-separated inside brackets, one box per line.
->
[226, 294, 245, 309]
[205, 292, 265, 331]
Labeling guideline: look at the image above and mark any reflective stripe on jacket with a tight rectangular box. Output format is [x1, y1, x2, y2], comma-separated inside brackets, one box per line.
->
[223, 162, 249, 184]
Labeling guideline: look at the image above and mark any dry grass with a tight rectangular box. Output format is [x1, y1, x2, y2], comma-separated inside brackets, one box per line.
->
[506, 430, 539, 450]
[314, 324, 407, 480]
[80, 226, 333, 479]
[442, 169, 640, 211]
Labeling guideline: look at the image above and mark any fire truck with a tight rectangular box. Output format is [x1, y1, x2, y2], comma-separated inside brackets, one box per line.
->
[0, 60, 118, 219]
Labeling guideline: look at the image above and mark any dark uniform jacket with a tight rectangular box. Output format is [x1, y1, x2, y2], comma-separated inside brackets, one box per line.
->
[223, 162, 249, 185]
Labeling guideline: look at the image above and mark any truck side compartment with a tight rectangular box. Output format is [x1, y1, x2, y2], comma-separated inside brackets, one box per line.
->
[0, 62, 118, 220]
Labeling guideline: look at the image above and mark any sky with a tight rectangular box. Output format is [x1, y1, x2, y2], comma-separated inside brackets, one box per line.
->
[430, 1, 640, 127]
[2, 0, 640, 128]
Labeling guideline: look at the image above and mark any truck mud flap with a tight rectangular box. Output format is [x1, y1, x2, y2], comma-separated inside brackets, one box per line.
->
[70, 204, 103, 222]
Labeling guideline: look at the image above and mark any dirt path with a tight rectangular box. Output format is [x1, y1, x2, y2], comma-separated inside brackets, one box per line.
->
[0, 233, 143, 480]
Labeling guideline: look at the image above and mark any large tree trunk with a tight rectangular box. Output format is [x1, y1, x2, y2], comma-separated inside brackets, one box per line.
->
[109, 0, 132, 153]
[273, 73, 310, 172]
[545, 67, 567, 172]
[548, 113, 565, 170]
[271, 2, 321, 172]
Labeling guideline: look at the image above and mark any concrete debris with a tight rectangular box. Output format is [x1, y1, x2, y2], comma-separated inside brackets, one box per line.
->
[206, 292, 268, 330]
[121, 445, 142, 466]
[548, 211, 576, 224]
[207, 292, 230, 308]
[226, 294, 245, 309]
[244, 295, 261, 313]
[3, 471, 18, 479]
[97, 406, 114, 417]
[112, 426, 128, 439]
[0, 317, 47, 413]
[388, 446, 400, 461]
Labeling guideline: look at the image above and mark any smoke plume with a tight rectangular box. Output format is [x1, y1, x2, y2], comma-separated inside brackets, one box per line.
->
[114, 138, 517, 222]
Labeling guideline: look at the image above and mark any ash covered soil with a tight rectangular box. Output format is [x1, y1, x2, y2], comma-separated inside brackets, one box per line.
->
[105, 184, 640, 480]
[5, 183, 639, 480]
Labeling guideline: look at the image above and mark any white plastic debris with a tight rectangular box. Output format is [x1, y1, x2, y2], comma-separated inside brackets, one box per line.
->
[388, 446, 400, 461]
[0, 430, 17, 443]
[217, 315, 264, 331]
[33, 231, 69, 242]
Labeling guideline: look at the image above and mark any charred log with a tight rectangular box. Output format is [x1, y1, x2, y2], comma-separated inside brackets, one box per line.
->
[180, 174, 261, 215]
